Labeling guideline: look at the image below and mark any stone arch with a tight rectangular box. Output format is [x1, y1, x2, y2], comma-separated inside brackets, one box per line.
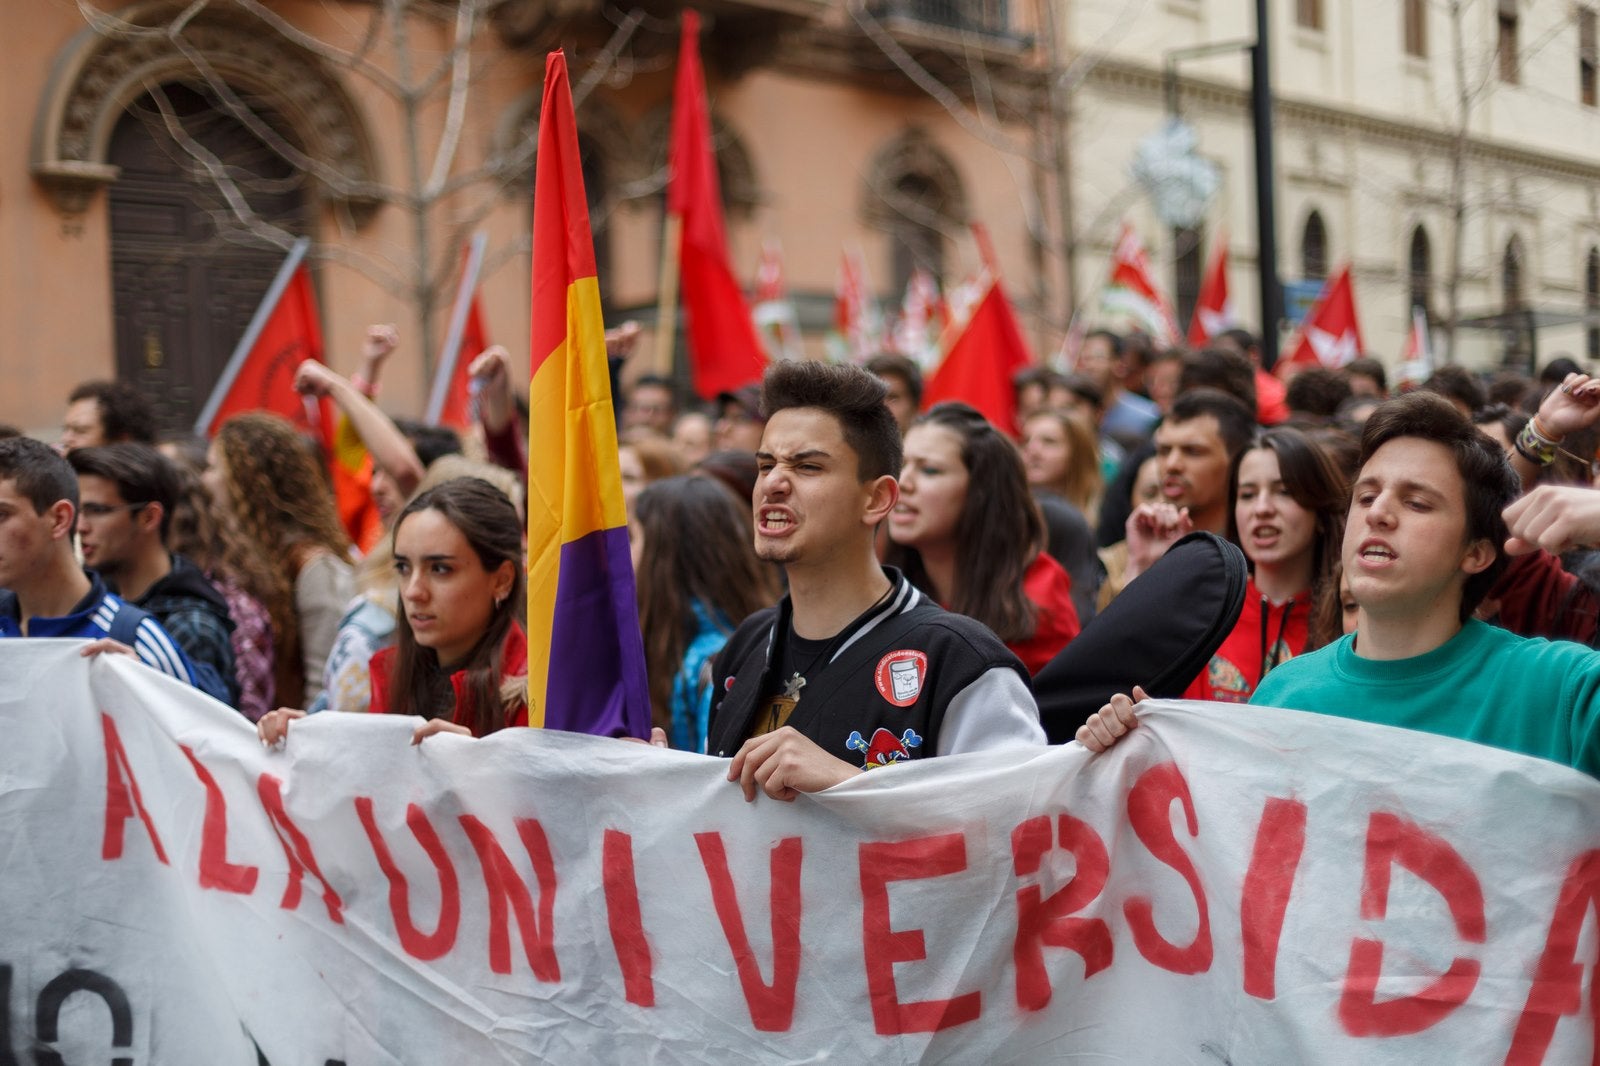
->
[32, 1, 380, 222]
[861, 126, 968, 231]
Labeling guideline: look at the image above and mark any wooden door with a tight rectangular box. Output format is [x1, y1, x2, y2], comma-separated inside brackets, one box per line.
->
[108, 83, 307, 437]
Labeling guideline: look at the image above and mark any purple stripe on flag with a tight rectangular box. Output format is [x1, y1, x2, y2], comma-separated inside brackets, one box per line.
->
[545, 525, 651, 738]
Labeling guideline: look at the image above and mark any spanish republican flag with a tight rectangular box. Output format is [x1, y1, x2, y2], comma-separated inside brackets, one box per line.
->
[525, 52, 650, 739]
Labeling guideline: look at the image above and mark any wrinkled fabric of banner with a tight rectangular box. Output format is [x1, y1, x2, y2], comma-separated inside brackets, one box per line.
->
[1, 640, 1596, 1064]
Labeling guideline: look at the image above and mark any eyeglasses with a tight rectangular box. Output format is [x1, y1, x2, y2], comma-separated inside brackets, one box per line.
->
[79, 502, 149, 519]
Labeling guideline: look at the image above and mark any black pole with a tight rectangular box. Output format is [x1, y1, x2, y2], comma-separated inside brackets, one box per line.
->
[1252, 0, 1282, 369]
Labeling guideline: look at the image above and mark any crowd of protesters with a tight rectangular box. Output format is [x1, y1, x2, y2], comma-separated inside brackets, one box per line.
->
[3, 319, 1600, 791]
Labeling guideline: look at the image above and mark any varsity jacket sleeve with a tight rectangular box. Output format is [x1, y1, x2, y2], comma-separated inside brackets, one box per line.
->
[935, 666, 1047, 756]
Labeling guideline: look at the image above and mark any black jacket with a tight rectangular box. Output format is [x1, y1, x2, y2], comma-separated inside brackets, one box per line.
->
[707, 568, 1037, 766]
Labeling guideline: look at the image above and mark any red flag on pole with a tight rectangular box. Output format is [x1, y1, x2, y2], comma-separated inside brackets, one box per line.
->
[923, 274, 1034, 435]
[195, 237, 333, 450]
[1103, 223, 1180, 344]
[428, 232, 490, 429]
[1280, 265, 1365, 375]
[668, 10, 766, 399]
[1187, 240, 1235, 346]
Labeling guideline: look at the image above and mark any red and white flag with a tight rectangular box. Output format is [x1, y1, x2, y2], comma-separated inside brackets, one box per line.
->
[1187, 239, 1235, 346]
[1399, 305, 1433, 387]
[891, 268, 945, 368]
[829, 248, 882, 362]
[1280, 265, 1365, 374]
[1101, 223, 1180, 344]
[194, 236, 332, 449]
[751, 239, 802, 361]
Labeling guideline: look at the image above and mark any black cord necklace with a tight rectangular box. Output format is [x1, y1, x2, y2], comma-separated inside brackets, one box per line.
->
[781, 580, 895, 704]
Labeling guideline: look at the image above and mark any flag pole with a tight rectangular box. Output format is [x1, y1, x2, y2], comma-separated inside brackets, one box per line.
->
[195, 236, 311, 435]
[426, 230, 489, 424]
[654, 213, 683, 377]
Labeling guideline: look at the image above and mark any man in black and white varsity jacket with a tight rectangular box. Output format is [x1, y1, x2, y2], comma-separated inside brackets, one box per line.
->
[709, 361, 1045, 802]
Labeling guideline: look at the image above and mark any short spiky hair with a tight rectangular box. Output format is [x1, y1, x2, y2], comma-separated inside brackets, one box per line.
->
[1359, 392, 1519, 621]
[760, 361, 902, 481]
[0, 435, 78, 520]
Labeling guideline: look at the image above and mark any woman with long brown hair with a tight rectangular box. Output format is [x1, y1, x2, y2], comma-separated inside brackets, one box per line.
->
[258, 476, 527, 744]
[1184, 426, 1349, 702]
[885, 403, 1080, 674]
[165, 458, 279, 721]
[205, 413, 353, 707]
[631, 475, 779, 750]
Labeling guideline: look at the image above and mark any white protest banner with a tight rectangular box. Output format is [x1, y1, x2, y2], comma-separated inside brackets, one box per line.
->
[2, 640, 1597, 1064]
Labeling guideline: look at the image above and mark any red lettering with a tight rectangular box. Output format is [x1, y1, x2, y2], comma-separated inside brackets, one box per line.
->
[1240, 796, 1307, 1000]
[458, 815, 560, 980]
[603, 829, 654, 1007]
[1505, 850, 1600, 1064]
[256, 773, 343, 924]
[99, 713, 167, 864]
[1337, 811, 1484, 1037]
[356, 798, 460, 961]
[858, 832, 982, 1035]
[180, 745, 257, 894]
[694, 833, 803, 1032]
[1123, 762, 1212, 974]
[1011, 814, 1113, 1011]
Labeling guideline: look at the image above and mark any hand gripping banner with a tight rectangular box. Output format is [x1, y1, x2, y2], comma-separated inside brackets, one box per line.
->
[2, 641, 1596, 1063]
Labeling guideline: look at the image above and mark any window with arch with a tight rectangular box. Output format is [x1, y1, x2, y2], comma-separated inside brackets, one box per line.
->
[1404, 0, 1428, 56]
[1503, 234, 1532, 367]
[1586, 246, 1599, 362]
[1503, 235, 1525, 310]
[1408, 225, 1432, 318]
[1302, 210, 1328, 281]
[864, 129, 966, 298]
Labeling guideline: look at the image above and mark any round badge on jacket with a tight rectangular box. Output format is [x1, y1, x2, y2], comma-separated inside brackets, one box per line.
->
[874, 650, 928, 707]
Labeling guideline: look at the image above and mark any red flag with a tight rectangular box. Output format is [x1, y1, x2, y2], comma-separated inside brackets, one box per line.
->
[428, 232, 491, 429]
[195, 237, 333, 451]
[1103, 224, 1180, 343]
[668, 10, 766, 399]
[1280, 265, 1365, 374]
[923, 275, 1034, 435]
[1187, 240, 1235, 346]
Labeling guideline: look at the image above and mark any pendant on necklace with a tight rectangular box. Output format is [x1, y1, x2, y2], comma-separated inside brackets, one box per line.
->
[782, 673, 807, 701]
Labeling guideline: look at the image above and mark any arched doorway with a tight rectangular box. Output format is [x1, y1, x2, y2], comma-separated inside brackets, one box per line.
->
[107, 83, 309, 435]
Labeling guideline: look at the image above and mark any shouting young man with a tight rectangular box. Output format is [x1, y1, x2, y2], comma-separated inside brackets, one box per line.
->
[707, 360, 1044, 800]
[1081, 392, 1600, 778]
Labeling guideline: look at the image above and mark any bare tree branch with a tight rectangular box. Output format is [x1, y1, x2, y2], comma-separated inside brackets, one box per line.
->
[845, 0, 1044, 166]
[424, 0, 479, 197]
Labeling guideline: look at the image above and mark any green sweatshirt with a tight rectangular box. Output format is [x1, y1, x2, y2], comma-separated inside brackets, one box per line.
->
[1251, 618, 1600, 779]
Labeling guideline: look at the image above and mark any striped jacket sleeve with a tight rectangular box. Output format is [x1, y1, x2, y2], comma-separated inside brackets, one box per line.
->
[130, 617, 198, 685]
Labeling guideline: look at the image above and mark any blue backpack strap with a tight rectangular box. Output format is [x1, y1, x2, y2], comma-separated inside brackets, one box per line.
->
[106, 598, 155, 650]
